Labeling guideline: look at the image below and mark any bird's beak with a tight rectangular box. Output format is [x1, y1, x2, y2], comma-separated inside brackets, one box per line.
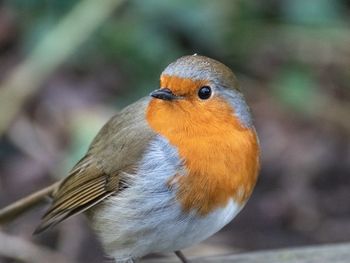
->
[150, 88, 179, 101]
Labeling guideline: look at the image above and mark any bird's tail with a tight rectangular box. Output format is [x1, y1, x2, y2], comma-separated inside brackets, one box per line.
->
[0, 182, 60, 224]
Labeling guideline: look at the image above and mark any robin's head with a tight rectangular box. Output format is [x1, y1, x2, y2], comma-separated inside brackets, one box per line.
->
[149, 55, 252, 128]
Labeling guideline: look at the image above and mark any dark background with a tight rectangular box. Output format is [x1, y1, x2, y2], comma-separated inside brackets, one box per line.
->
[0, 0, 349, 262]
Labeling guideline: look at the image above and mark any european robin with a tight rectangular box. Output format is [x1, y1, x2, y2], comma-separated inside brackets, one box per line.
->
[34, 55, 260, 262]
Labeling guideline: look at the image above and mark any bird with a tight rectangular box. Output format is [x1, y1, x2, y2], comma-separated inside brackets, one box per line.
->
[1, 55, 260, 263]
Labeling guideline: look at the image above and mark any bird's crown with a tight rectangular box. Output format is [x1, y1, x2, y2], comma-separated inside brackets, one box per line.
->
[161, 54, 240, 91]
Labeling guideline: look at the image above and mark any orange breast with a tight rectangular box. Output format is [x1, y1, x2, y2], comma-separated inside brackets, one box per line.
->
[146, 78, 260, 216]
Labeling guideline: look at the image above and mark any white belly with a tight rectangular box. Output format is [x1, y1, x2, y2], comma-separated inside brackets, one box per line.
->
[92, 194, 241, 261]
[89, 136, 243, 261]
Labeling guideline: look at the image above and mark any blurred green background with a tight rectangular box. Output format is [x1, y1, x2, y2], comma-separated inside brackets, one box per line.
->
[0, 0, 349, 262]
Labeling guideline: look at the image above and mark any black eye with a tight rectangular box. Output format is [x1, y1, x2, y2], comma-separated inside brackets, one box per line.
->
[198, 86, 212, 100]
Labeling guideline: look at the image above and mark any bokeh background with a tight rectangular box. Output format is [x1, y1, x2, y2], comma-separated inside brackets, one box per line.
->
[0, 0, 349, 262]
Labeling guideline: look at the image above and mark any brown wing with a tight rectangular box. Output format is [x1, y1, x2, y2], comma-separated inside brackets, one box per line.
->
[33, 156, 119, 234]
[34, 98, 155, 234]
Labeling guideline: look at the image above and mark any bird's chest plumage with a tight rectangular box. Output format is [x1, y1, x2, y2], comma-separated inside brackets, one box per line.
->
[91, 136, 237, 260]
[91, 125, 258, 260]
[146, 97, 260, 216]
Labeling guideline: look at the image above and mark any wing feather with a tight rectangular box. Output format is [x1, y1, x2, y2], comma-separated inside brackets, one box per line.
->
[34, 161, 118, 234]
[34, 98, 155, 234]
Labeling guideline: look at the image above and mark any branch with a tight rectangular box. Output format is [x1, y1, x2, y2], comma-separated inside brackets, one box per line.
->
[0, 0, 126, 136]
[0, 231, 75, 263]
[144, 242, 350, 263]
[0, 182, 59, 224]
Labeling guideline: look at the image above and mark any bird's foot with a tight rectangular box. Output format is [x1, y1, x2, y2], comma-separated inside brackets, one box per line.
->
[174, 250, 190, 263]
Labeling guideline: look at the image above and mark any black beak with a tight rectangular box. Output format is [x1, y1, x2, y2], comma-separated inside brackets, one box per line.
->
[150, 88, 178, 101]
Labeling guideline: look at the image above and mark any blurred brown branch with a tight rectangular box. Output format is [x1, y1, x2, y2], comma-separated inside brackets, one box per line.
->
[0, 182, 58, 224]
[0, 231, 75, 263]
[0, 0, 126, 136]
[144, 243, 350, 263]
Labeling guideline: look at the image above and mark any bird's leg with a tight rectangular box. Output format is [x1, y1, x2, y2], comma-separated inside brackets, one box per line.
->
[174, 250, 189, 263]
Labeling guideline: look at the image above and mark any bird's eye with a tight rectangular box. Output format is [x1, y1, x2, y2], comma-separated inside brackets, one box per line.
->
[198, 86, 212, 100]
